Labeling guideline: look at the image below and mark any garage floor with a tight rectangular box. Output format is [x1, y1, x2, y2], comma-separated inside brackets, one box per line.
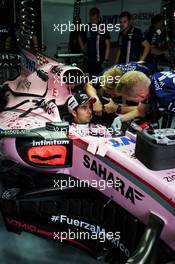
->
[0, 215, 100, 264]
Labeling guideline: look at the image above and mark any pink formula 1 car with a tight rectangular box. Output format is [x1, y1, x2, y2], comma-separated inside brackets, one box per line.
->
[0, 49, 174, 264]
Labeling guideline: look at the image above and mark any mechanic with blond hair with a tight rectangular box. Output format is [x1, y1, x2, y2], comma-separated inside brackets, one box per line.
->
[85, 61, 154, 117]
[111, 70, 175, 131]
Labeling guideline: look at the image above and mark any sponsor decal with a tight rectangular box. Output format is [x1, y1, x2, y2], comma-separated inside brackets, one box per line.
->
[36, 54, 49, 66]
[163, 171, 175, 183]
[158, 72, 175, 85]
[32, 139, 69, 147]
[102, 14, 118, 24]
[83, 155, 144, 204]
[7, 218, 37, 232]
[111, 238, 130, 257]
[23, 79, 31, 90]
[17, 79, 31, 91]
[108, 137, 135, 148]
[51, 214, 107, 234]
[21, 52, 36, 72]
[163, 175, 175, 182]
[51, 214, 130, 257]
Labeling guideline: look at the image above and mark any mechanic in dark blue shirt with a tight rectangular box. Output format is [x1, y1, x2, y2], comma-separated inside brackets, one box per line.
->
[69, 18, 86, 53]
[82, 7, 111, 77]
[115, 11, 150, 64]
[85, 61, 155, 116]
[145, 14, 169, 66]
[111, 70, 175, 130]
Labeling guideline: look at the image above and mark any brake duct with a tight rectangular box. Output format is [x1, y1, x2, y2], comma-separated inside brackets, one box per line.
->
[126, 213, 165, 264]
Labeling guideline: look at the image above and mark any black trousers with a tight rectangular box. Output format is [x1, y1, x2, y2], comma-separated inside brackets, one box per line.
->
[85, 61, 103, 78]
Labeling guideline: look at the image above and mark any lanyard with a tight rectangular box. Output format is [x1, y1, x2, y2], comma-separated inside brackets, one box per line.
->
[126, 27, 134, 63]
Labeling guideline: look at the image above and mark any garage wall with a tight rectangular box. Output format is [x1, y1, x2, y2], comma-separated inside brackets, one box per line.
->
[42, 0, 162, 57]
[43, 2, 74, 57]
[123, 0, 162, 30]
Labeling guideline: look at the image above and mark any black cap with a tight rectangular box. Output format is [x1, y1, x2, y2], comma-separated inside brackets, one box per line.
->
[67, 93, 97, 113]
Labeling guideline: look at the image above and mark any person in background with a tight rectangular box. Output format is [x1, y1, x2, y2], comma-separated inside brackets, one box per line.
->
[145, 14, 169, 66]
[69, 18, 85, 53]
[81, 7, 111, 77]
[115, 11, 150, 64]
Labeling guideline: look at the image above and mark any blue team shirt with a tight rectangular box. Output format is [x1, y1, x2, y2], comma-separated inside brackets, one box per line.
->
[91, 62, 156, 105]
[117, 26, 145, 63]
[92, 67, 175, 111]
[148, 71, 175, 112]
[113, 62, 156, 76]
[100, 61, 156, 77]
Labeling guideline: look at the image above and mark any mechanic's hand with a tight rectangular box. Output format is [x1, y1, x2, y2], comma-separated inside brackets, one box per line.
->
[111, 116, 122, 132]
[93, 100, 103, 116]
[104, 99, 118, 114]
